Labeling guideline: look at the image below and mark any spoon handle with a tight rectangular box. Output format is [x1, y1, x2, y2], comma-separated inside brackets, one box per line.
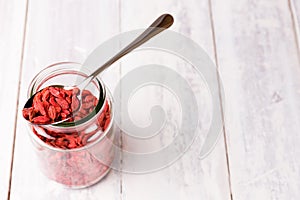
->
[88, 14, 174, 80]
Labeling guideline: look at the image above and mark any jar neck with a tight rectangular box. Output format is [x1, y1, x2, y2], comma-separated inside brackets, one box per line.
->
[27, 62, 107, 128]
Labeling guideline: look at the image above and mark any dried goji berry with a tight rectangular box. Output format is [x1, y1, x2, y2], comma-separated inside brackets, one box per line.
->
[49, 87, 60, 97]
[22, 107, 35, 120]
[55, 98, 69, 110]
[43, 101, 50, 111]
[97, 112, 105, 125]
[61, 113, 67, 119]
[84, 95, 94, 102]
[65, 96, 71, 104]
[62, 109, 70, 116]
[55, 106, 61, 113]
[72, 88, 80, 95]
[33, 92, 42, 103]
[103, 117, 111, 130]
[42, 89, 50, 102]
[35, 101, 47, 116]
[104, 102, 109, 112]
[74, 116, 81, 121]
[71, 96, 80, 112]
[49, 96, 59, 107]
[32, 116, 51, 124]
[48, 105, 56, 121]
[82, 101, 93, 110]
[68, 138, 77, 149]
[93, 99, 98, 106]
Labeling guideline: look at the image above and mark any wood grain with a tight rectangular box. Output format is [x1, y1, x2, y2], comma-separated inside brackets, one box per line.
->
[10, 0, 121, 199]
[211, 0, 300, 199]
[290, 0, 300, 55]
[119, 0, 231, 199]
[0, 0, 27, 199]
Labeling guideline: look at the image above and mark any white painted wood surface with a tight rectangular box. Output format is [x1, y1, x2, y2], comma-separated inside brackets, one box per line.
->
[119, 0, 231, 200]
[0, 0, 27, 200]
[1, 0, 300, 199]
[211, 0, 300, 199]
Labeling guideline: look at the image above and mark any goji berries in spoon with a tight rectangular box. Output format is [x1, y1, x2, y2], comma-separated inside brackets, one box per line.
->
[29, 87, 111, 150]
[23, 14, 174, 125]
[23, 86, 81, 124]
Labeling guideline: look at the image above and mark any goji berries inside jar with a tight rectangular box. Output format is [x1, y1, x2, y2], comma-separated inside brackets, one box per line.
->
[26, 62, 115, 188]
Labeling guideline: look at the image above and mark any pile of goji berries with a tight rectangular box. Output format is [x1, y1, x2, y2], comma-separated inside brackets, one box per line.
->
[38, 145, 113, 187]
[25, 86, 114, 187]
[23, 86, 111, 149]
[34, 105, 114, 187]
[32, 99, 111, 149]
[23, 86, 83, 124]
[33, 102, 114, 187]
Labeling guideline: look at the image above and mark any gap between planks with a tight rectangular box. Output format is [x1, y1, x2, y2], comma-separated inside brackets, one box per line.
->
[288, 0, 300, 62]
[118, 0, 123, 199]
[7, 0, 29, 199]
[208, 0, 233, 199]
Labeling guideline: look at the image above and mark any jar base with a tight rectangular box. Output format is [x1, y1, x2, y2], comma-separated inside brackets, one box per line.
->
[51, 167, 112, 189]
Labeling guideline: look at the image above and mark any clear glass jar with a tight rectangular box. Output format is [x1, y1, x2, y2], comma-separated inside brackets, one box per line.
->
[26, 62, 115, 188]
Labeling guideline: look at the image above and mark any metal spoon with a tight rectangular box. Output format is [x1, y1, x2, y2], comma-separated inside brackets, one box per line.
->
[23, 13, 174, 125]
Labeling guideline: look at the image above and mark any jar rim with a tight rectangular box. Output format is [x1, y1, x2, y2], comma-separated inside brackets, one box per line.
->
[27, 61, 115, 152]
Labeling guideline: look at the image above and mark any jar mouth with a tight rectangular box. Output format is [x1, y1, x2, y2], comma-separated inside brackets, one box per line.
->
[27, 61, 114, 152]
[28, 61, 106, 127]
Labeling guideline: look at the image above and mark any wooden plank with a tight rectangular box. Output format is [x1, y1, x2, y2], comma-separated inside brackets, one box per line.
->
[211, 0, 300, 199]
[119, 0, 231, 199]
[10, 0, 121, 199]
[0, 0, 27, 199]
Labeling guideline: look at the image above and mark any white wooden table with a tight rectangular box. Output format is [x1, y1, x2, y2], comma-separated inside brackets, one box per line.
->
[1, 0, 300, 199]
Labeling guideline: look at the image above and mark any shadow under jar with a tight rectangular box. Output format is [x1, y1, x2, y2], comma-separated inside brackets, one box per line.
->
[26, 62, 115, 189]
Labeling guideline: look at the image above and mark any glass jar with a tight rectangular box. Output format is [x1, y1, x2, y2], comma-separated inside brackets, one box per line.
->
[26, 62, 115, 188]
